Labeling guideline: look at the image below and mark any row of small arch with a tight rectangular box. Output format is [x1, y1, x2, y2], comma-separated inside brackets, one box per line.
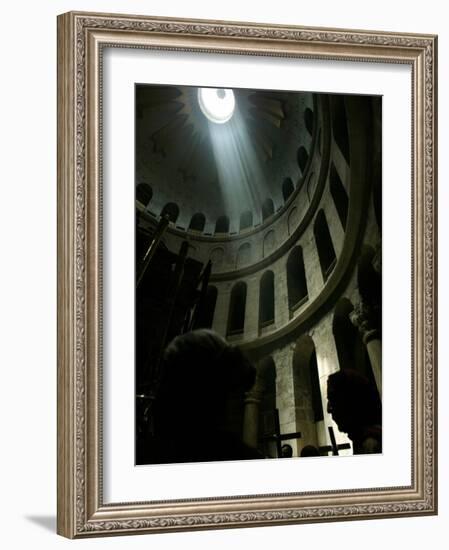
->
[196, 208, 345, 334]
[136, 145, 312, 233]
[139, 162, 347, 258]
[196, 162, 348, 272]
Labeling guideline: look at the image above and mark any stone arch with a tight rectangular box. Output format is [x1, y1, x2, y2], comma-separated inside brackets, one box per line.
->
[313, 209, 336, 281]
[297, 146, 309, 174]
[236, 242, 252, 268]
[259, 271, 275, 328]
[240, 210, 253, 231]
[215, 215, 230, 234]
[261, 198, 275, 221]
[188, 212, 206, 232]
[263, 230, 275, 257]
[227, 282, 247, 336]
[282, 177, 294, 202]
[304, 107, 314, 136]
[160, 202, 179, 223]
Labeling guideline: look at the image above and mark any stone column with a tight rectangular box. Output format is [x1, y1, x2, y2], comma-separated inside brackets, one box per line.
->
[244, 275, 260, 340]
[212, 284, 231, 338]
[273, 346, 299, 456]
[274, 259, 289, 328]
[350, 301, 382, 395]
[242, 387, 262, 449]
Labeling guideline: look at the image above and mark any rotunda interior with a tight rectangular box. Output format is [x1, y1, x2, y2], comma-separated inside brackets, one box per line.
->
[135, 83, 382, 464]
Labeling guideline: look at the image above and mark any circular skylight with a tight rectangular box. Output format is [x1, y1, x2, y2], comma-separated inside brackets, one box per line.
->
[198, 88, 235, 124]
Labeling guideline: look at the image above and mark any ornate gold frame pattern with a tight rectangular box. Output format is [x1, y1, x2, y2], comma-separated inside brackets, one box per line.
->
[57, 11, 438, 538]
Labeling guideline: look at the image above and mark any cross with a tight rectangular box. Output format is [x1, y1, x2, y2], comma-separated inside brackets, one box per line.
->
[262, 409, 302, 458]
[318, 426, 351, 456]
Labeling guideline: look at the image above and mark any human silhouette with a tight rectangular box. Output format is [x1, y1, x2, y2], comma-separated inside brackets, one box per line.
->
[300, 445, 320, 457]
[143, 329, 264, 464]
[326, 369, 381, 454]
[281, 444, 293, 458]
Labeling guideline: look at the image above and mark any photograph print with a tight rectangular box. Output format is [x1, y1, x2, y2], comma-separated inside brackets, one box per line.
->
[134, 83, 382, 465]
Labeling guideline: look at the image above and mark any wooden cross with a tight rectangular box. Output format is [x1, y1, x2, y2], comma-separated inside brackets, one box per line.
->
[262, 409, 302, 458]
[318, 426, 351, 456]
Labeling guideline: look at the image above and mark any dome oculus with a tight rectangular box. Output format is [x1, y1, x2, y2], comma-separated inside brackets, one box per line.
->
[198, 88, 235, 124]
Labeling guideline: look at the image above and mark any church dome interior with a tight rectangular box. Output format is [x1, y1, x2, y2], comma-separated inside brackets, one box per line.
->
[135, 83, 382, 463]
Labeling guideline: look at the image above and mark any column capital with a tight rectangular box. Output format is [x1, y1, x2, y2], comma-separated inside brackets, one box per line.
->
[349, 300, 380, 344]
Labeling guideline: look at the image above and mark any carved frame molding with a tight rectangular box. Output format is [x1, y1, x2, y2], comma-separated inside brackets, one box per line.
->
[57, 11, 437, 538]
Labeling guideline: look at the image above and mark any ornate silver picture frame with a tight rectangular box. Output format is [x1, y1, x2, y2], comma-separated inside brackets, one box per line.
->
[57, 11, 437, 538]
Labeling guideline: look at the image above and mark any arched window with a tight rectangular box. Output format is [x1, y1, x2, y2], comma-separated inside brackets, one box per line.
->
[236, 242, 252, 268]
[188, 212, 206, 232]
[215, 215, 230, 233]
[227, 282, 247, 336]
[297, 146, 309, 173]
[314, 210, 336, 281]
[282, 178, 294, 202]
[259, 271, 275, 328]
[293, 335, 324, 427]
[240, 210, 253, 231]
[136, 182, 153, 206]
[263, 230, 275, 257]
[329, 163, 349, 229]
[304, 108, 314, 136]
[287, 246, 308, 314]
[193, 285, 218, 329]
[160, 202, 179, 223]
[261, 198, 274, 221]
[331, 95, 350, 163]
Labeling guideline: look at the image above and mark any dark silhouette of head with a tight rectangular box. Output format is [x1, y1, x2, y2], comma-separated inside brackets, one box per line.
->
[327, 369, 381, 453]
[300, 445, 320, 457]
[152, 330, 257, 461]
[281, 444, 293, 458]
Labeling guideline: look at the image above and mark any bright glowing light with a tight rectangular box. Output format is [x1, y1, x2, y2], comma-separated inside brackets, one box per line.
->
[198, 88, 235, 124]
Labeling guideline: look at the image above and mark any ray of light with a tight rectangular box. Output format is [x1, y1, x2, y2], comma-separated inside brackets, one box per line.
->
[207, 105, 273, 230]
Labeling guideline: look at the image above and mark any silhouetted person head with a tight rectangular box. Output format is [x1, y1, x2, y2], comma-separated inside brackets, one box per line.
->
[281, 444, 293, 458]
[300, 445, 320, 457]
[152, 329, 260, 463]
[327, 369, 382, 454]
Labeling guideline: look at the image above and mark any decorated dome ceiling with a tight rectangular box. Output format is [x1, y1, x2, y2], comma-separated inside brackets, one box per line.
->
[136, 84, 315, 234]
